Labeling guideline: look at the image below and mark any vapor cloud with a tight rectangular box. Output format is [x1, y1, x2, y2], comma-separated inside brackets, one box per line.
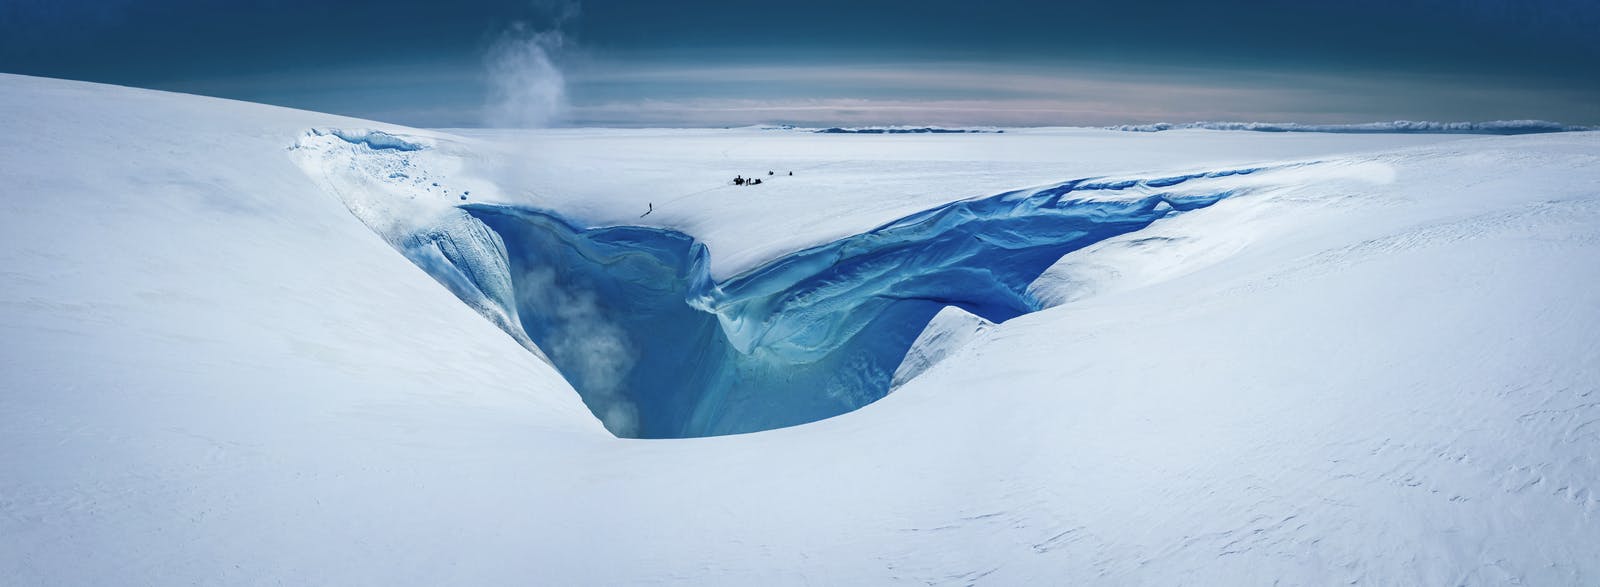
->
[482, 23, 571, 128]
[516, 267, 639, 437]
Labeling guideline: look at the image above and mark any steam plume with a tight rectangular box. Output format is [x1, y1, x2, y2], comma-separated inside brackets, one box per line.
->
[483, 5, 574, 129]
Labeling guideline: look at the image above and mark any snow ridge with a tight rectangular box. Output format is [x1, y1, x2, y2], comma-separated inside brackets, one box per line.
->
[759, 125, 1005, 134]
[812, 126, 1005, 134]
[1108, 120, 1592, 134]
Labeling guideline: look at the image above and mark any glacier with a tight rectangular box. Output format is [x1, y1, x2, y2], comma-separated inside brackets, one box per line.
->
[5, 74, 1600, 585]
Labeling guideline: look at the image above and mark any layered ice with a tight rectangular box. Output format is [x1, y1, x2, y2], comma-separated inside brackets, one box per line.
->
[311, 128, 426, 151]
[460, 180, 1244, 437]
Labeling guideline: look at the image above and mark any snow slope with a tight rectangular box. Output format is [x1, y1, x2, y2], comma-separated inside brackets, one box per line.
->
[3, 74, 1599, 584]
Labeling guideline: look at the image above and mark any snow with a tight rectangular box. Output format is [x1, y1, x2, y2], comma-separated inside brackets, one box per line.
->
[445, 125, 1470, 280]
[805, 126, 1006, 134]
[890, 306, 992, 390]
[3, 73, 1600, 584]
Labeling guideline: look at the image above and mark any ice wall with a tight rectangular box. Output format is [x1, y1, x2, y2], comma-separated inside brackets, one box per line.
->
[460, 172, 1250, 437]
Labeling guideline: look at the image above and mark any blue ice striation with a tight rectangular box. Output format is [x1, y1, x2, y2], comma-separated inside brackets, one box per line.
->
[411, 171, 1254, 438]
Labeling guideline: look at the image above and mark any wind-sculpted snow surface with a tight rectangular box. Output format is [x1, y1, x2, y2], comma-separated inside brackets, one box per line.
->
[295, 126, 1263, 437]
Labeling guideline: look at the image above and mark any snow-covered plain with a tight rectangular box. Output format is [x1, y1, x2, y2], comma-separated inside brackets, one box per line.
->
[3, 73, 1599, 583]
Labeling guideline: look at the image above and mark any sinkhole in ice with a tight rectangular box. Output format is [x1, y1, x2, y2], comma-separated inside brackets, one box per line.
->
[412, 172, 1253, 438]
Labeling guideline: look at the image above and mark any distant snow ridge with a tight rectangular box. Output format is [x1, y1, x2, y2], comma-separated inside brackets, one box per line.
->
[1109, 120, 1592, 135]
[762, 125, 1004, 134]
[816, 126, 1004, 134]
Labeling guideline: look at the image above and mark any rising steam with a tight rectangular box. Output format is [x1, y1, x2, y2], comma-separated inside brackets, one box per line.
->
[483, 24, 570, 128]
[516, 267, 639, 437]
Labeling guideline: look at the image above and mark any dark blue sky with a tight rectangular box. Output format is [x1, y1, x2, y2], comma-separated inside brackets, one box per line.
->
[3, 0, 1597, 127]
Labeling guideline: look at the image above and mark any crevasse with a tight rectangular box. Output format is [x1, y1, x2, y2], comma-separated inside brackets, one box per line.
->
[421, 172, 1252, 438]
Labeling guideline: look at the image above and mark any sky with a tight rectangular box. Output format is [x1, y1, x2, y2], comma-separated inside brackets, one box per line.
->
[2, 0, 1597, 127]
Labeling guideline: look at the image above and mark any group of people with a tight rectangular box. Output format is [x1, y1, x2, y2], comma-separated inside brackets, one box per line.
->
[642, 170, 800, 217]
[733, 170, 792, 186]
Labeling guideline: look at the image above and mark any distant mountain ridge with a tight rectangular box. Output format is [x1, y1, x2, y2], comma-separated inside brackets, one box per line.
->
[1108, 120, 1594, 134]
